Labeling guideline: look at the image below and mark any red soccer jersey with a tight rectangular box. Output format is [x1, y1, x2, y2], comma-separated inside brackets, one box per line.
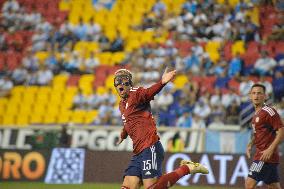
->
[251, 105, 284, 163]
[119, 81, 165, 154]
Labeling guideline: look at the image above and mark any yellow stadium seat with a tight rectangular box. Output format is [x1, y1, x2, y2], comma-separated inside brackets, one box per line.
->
[57, 112, 71, 124]
[96, 86, 107, 95]
[174, 75, 188, 89]
[9, 95, 22, 104]
[105, 75, 115, 89]
[2, 115, 15, 125]
[15, 114, 30, 126]
[59, 0, 71, 11]
[19, 105, 33, 115]
[208, 51, 220, 63]
[205, 41, 222, 53]
[5, 105, 19, 115]
[70, 111, 86, 124]
[35, 51, 49, 63]
[43, 114, 57, 124]
[85, 110, 98, 124]
[232, 40, 245, 56]
[30, 114, 43, 124]
[11, 85, 25, 97]
[32, 104, 46, 115]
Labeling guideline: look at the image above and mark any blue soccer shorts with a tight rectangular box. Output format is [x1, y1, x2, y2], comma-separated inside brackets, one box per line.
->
[248, 160, 280, 184]
[124, 141, 165, 179]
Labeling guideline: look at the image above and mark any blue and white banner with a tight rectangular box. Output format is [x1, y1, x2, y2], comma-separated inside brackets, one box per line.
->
[205, 130, 250, 154]
[45, 148, 85, 184]
[92, 0, 116, 10]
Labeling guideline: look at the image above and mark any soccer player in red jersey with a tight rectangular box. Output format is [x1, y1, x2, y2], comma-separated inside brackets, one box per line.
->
[245, 83, 284, 189]
[114, 68, 208, 189]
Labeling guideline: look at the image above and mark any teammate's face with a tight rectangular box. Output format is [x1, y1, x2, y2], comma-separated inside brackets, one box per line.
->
[250, 86, 266, 106]
[114, 76, 131, 99]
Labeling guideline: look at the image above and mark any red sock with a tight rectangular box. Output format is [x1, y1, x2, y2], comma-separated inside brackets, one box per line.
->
[147, 165, 190, 189]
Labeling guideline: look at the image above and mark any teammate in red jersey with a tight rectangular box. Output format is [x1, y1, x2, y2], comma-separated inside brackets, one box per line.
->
[114, 68, 208, 189]
[246, 83, 284, 189]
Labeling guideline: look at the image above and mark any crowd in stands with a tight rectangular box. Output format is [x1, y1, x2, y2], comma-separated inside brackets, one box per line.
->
[0, 0, 284, 128]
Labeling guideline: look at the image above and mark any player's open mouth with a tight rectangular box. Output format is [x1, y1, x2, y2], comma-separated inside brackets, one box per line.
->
[119, 87, 124, 92]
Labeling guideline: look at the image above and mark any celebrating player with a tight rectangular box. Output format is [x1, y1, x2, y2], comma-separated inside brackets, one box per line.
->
[114, 68, 208, 189]
[245, 83, 284, 189]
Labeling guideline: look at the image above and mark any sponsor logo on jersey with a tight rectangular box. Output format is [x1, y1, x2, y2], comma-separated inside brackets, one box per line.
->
[256, 117, 259, 123]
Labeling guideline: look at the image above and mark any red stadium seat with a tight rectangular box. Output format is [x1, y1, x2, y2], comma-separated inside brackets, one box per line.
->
[67, 75, 81, 86]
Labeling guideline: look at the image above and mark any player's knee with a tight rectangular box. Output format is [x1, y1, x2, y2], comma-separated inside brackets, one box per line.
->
[245, 182, 255, 189]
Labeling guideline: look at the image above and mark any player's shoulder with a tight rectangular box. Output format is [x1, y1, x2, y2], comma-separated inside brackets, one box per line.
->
[261, 105, 277, 117]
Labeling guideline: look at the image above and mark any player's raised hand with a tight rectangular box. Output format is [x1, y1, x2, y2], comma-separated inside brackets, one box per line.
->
[162, 67, 177, 84]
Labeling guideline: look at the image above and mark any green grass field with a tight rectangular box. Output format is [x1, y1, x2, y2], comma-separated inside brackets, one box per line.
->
[0, 182, 242, 189]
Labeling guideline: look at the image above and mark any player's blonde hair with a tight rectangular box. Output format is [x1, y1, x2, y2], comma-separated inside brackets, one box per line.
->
[114, 69, 132, 79]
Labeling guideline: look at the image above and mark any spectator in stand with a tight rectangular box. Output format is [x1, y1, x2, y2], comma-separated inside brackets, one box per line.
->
[228, 53, 243, 77]
[167, 132, 185, 152]
[208, 114, 225, 129]
[25, 70, 37, 86]
[225, 100, 240, 124]
[176, 111, 192, 128]
[221, 88, 241, 108]
[210, 87, 222, 107]
[93, 100, 115, 125]
[239, 75, 254, 102]
[86, 17, 101, 41]
[2, 0, 19, 12]
[152, 0, 166, 16]
[45, 50, 60, 74]
[254, 51, 277, 76]
[64, 52, 82, 74]
[73, 17, 88, 41]
[182, 0, 197, 14]
[109, 31, 124, 52]
[183, 49, 200, 73]
[215, 71, 230, 89]
[32, 29, 49, 51]
[73, 88, 88, 110]
[22, 49, 39, 72]
[156, 88, 174, 111]
[0, 75, 13, 97]
[83, 51, 100, 73]
[272, 71, 284, 102]
[87, 88, 103, 110]
[98, 29, 110, 51]
[36, 65, 53, 86]
[0, 27, 7, 51]
[259, 76, 273, 97]
[11, 64, 28, 85]
[193, 99, 211, 121]
[101, 88, 117, 106]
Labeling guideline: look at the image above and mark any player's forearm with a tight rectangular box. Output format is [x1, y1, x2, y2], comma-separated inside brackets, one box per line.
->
[146, 80, 166, 98]
[120, 127, 128, 139]
[247, 135, 255, 147]
[269, 127, 284, 151]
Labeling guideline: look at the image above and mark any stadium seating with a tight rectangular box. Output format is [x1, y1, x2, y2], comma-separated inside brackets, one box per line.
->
[0, 0, 283, 127]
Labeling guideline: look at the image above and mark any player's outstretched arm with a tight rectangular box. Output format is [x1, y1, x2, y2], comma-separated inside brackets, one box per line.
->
[162, 67, 177, 85]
